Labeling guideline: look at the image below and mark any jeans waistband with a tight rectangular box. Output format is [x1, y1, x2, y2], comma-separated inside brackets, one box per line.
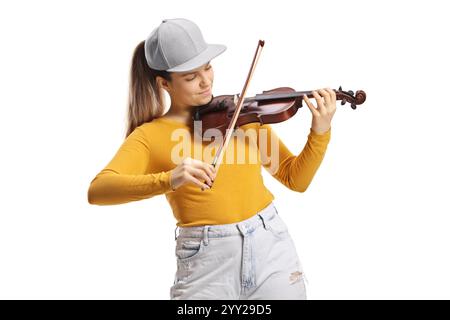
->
[174, 202, 278, 240]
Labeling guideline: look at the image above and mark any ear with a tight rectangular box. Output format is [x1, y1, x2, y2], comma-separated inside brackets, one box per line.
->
[156, 76, 171, 92]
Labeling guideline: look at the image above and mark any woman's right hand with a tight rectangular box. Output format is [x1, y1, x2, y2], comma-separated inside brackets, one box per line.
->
[169, 157, 217, 191]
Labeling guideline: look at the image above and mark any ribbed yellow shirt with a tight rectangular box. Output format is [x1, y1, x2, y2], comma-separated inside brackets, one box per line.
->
[87, 117, 331, 227]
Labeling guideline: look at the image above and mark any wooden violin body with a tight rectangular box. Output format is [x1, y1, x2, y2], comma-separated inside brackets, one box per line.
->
[192, 86, 366, 136]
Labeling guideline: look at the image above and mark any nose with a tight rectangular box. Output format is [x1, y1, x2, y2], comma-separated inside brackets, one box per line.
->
[199, 71, 212, 88]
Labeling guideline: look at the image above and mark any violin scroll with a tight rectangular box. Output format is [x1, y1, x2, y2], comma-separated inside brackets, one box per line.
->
[337, 86, 366, 110]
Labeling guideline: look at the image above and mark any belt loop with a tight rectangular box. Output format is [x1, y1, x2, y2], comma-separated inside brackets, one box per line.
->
[258, 214, 267, 230]
[203, 226, 210, 246]
[174, 226, 179, 241]
[258, 202, 277, 230]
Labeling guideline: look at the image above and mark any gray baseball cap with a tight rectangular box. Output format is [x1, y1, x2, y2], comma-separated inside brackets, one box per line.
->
[144, 18, 227, 72]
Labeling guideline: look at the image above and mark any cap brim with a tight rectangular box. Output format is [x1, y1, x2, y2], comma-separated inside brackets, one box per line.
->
[166, 44, 227, 72]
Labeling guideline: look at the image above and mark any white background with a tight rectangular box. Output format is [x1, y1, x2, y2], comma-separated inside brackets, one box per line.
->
[1, 0, 449, 299]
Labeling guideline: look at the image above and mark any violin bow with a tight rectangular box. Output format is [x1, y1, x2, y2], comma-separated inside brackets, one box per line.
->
[210, 40, 265, 183]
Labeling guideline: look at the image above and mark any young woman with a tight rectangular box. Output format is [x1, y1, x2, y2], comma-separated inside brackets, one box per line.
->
[88, 18, 336, 300]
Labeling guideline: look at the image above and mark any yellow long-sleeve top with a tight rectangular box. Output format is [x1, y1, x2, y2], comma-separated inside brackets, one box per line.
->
[87, 117, 331, 227]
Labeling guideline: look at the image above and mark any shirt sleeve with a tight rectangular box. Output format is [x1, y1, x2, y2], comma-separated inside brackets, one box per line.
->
[257, 124, 331, 192]
[87, 126, 174, 205]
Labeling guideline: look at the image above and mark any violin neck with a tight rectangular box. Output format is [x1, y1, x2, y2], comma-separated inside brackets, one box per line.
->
[247, 87, 365, 110]
[252, 90, 317, 102]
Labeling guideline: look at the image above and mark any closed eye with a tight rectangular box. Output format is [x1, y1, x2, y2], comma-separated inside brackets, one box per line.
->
[186, 65, 212, 81]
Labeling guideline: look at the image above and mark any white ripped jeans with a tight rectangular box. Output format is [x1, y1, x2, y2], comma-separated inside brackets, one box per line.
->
[170, 202, 308, 300]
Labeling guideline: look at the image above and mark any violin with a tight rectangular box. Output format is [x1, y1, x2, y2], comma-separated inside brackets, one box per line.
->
[192, 86, 366, 136]
[191, 39, 367, 180]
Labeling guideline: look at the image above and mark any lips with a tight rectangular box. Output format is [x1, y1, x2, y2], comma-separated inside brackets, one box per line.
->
[199, 89, 211, 95]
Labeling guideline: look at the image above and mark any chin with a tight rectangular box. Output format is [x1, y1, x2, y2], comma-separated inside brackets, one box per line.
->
[194, 95, 213, 107]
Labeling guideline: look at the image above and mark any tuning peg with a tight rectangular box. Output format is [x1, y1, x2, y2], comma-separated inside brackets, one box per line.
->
[348, 90, 354, 96]
[341, 100, 346, 105]
[351, 103, 357, 110]
[339, 86, 342, 91]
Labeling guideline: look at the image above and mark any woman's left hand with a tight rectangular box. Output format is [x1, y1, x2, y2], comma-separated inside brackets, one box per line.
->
[303, 88, 337, 134]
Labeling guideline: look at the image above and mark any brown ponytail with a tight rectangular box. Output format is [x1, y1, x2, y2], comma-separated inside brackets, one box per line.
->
[125, 40, 172, 138]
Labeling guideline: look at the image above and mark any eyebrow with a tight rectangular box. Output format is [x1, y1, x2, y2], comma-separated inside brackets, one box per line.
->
[181, 62, 211, 77]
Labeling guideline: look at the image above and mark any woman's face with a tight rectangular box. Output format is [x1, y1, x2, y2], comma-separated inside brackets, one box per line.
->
[160, 61, 214, 109]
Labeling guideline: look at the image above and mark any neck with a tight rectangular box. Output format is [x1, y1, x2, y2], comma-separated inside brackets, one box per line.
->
[164, 105, 194, 124]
